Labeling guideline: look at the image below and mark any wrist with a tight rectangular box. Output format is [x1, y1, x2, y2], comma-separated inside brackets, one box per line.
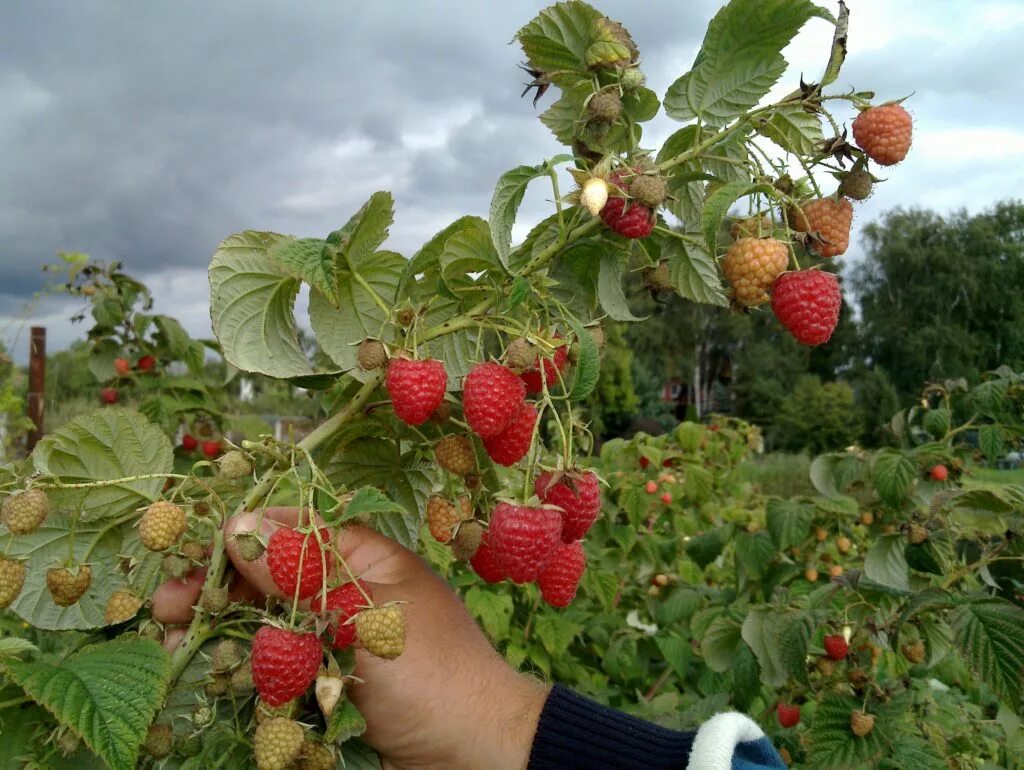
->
[460, 668, 549, 770]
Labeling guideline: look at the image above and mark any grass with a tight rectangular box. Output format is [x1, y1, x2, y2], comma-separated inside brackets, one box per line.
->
[734, 452, 815, 497]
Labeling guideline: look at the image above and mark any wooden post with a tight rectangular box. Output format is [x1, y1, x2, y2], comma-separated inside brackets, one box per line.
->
[27, 326, 45, 452]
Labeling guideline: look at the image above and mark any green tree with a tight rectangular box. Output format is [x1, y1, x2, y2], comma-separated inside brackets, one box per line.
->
[773, 375, 861, 453]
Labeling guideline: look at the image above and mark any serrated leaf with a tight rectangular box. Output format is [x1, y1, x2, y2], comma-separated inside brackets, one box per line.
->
[598, 250, 644, 322]
[209, 230, 315, 378]
[88, 339, 120, 383]
[922, 408, 950, 438]
[701, 615, 743, 672]
[741, 607, 788, 687]
[701, 180, 775, 252]
[534, 613, 582, 657]
[0, 637, 37, 658]
[3, 638, 170, 770]
[585, 568, 620, 610]
[656, 588, 701, 626]
[334, 739, 382, 770]
[268, 237, 334, 302]
[756, 104, 824, 155]
[734, 531, 775, 579]
[664, 0, 832, 125]
[813, 495, 859, 516]
[863, 534, 910, 592]
[765, 498, 813, 550]
[539, 88, 586, 146]
[399, 216, 485, 302]
[778, 612, 814, 685]
[872, 449, 916, 506]
[566, 316, 600, 401]
[516, 0, 602, 73]
[32, 408, 172, 522]
[464, 586, 514, 641]
[686, 525, 732, 569]
[663, 237, 728, 306]
[951, 598, 1024, 705]
[809, 693, 894, 767]
[490, 164, 548, 267]
[809, 452, 842, 497]
[440, 225, 506, 294]
[655, 633, 690, 678]
[683, 463, 714, 504]
[332, 487, 407, 524]
[979, 425, 1006, 461]
[954, 485, 1024, 513]
[325, 698, 367, 743]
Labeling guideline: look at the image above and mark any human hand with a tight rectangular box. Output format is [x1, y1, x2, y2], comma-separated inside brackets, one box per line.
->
[151, 507, 548, 770]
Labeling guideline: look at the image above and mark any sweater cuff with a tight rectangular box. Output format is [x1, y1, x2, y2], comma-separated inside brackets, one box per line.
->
[527, 685, 696, 770]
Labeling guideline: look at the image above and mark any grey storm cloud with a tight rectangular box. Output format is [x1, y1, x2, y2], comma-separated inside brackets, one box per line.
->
[1, 0, 1022, 360]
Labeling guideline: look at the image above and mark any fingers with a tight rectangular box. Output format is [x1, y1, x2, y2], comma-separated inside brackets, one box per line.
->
[151, 568, 206, 624]
[162, 627, 187, 652]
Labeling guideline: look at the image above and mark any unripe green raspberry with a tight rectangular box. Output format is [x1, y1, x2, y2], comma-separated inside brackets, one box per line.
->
[143, 724, 173, 759]
[139, 500, 187, 552]
[104, 589, 143, 624]
[254, 717, 304, 770]
[162, 553, 192, 580]
[234, 532, 266, 562]
[211, 638, 243, 672]
[357, 339, 388, 370]
[201, 584, 230, 613]
[505, 338, 537, 371]
[620, 67, 646, 90]
[629, 174, 667, 208]
[0, 557, 26, 609]
[644, 262, 672, 291]
[587, 91, 622, 124]
[218, 450, 253, 479]
[2, 489, 50, 534]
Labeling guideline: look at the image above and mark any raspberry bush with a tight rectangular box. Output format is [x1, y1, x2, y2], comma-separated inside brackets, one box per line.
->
[3, 2, 1004, 769]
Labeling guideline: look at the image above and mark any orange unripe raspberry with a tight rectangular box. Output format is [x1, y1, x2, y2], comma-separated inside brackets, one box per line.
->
[104, 589, 144, 624]
[139, 500, 187, 552]
[434, 434, 476, 476]
[790, 197, 854, 258]
[0, 557, 26, 609]
[46, 565, 92, 607]
[852, 103, 913, 166]
[2, 489, 50, 534]
[722, 237, 789, 307]
[356, 605, 406, 659]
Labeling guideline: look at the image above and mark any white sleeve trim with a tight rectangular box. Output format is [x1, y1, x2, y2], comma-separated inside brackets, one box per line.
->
[686, 711, 766, 770]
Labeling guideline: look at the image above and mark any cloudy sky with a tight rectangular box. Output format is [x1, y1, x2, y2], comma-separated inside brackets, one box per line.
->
[2, 0, 1022, 362]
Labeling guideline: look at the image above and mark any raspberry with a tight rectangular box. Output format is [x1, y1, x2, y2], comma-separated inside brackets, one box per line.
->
[356, 605, 406, 659]
[202, 439, 222, 459]
[162, 553, 191, 579]
[137, 355, 157, 372]
[201, 584, 230, 613]
[839, 168, 873, 201]
[929, 465, 949, 481]
[629, 174, 667, 208]
[211, 638, 243, 672]
[218, 450, 252, 479]
[253, 717, 305, 770]
[722, 237, 789, 307]
[771, 270, 841, 346]
[488, 502, 562, 583]
[600, 196, 654, 239]
[908, 522, 929, 544]
[143, 724, 173, 759]
[537, 541, 586, 607]
[0, 557, 26, 609]
[46, 565, 92, 607]
[850, 711, 876, 737]
[181, 540, 207, 562]
[267, 527, 331, 600]
[205, 674, 228, 697]
[852, 103, 912, 166]
[298, 739, 335, 770]
[315, 674, 344, 717]
[463, 362, 525, 437]
[234, 532, 266, 562]
[386, 358, 447, 426]
[587, 90, 622, 123]
[730, 215, 772, 240]
[357, 339, 388, 371]
[2, 489, 50, 534]
[315, 580, 372, 650]
[434, 434, 476, 475]
[620, 67, 645, 90]
[824, 634, 849, 661]
[104, 589, 143, 624]
[483, 402, 538, 466]
[901, 640, 926, 664]
[836, 536, 851, 554]
[580, 177, 610, 217]
[535, 470, 602, 542]
[138, 500, 187, 552]
[777, 702, 801, 728]
[181, 433, 198, 451]
[790, 197, 853, 258]
[101, 387, 119, 404]
[114, 357, 131, 376]
[231, 660, 255, 694]
[470, 531, 507, 583]
[452, 519, 484, 561]
[427, 495, 471, 544]
[521, 337, 569, 394]
[505, 338, 537, 371]
[251, 626, 322, 706]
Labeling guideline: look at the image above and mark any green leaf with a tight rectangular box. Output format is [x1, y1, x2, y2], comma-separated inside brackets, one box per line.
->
[663, 237, 728, 306]
[655, 633, 691, 678]
[334, 739, 382, 770]
[656, 588, 701, 626]
[516, 1, 602, 73]
[0, 636, 37, 658]
[863, 534, 910, 593]
[32, 408, 172, 522]
[598, 251, 644, 322]
[399, 216, 485, 302]
[871, 448, 916, 506]
[978, 425, 1006, 461]
[686, 525, 733, 569]
[741, 607, 788, 687]
[440, 224, 507, 295]
[922, 408, 950, 438]
[3, 638, 170, 770]
[756, 104, 824, 155]
[809, 694, 894, 767]
[701, 180, 775, 253]
[490, 164, 548, 267]
[664, 0, 833, 125]
[539, 88, 586, 146]
[333, 487, 408, 524]
[809, 452, 842, 497]
[813, 494, 859, 516]
[464, 586, 513, 641]
[534, 613, 582, 657]
[955, 485, 1024, 514]
[585, 568, 620, 610]
[951, 598, 1024, 705]
[325, 698, 367, 743]
[566, 316, 600, 401]
[657, 126, 704, 225]
[267, 237, 334, 302]
[766, 498, 813, 550]
[734, 531, 775, 580]
[777, 612, 814, 685]
[683, 463, 714, 504]
[209, 230, 315, 378]
[701, 615, 743, 672]
[87, 339, 120, 383]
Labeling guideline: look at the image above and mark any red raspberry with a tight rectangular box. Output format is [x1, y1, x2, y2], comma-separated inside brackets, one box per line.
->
[771, 270, 841, 346]
[315, 580, 372, 650]
[488, 502, 562, 583]
[462, 362, 525, 438]
[790, 197, 853, 258]
[639, 457, 650, 469]
[181, 433, 198, 452]
[201, 440, 221, 459]
[777, 703, 801, 728]
[470, 531, 507, 583]
[823, 634, 849, 660]
[266, 527, 331, 600]
[114, 358, 131, 376]
[852, 103, 913, 166]
[535, 470, 601, 543]
[251, 625, 322, 706]
[101, 388, 118, 404]
[600, 197, 654, 239]
[929, 465, 949, 481]
[722, 237, 789, 307]
[482, 402, 538, 466]
[521, 337, 570, 394]
[537, 541, 586, 608]
[386, 358, 447, 426]
[137, 355, 157, 372]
